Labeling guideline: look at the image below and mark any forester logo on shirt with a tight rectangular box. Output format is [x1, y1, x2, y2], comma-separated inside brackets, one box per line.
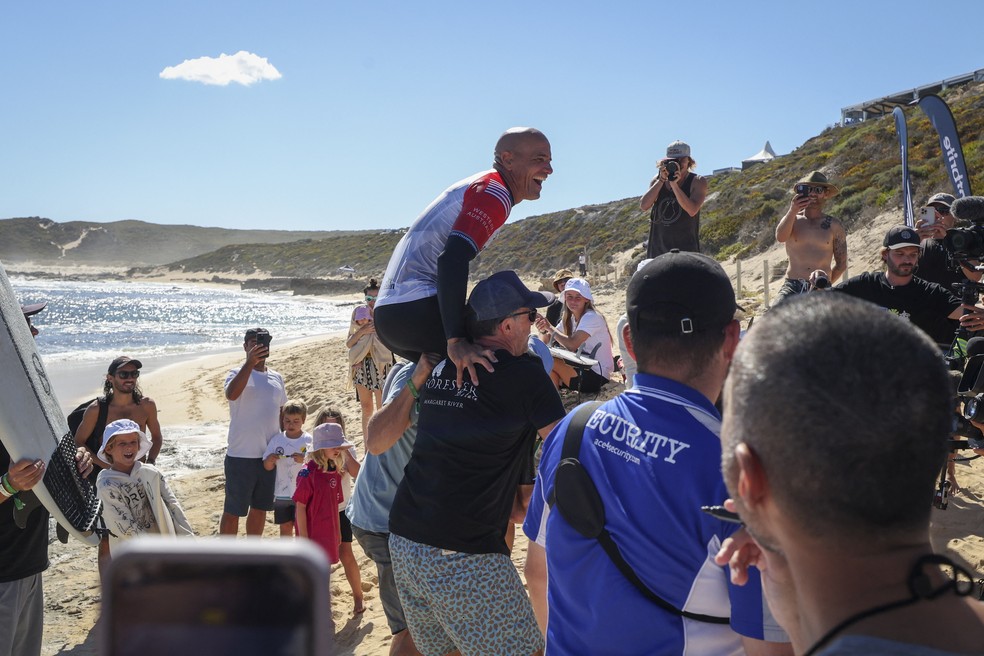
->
[586, 408, 691, 464]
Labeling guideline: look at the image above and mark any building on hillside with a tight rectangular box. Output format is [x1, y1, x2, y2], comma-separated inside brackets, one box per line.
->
[741, 141, 776, 170]
[841, 67, 984, 124]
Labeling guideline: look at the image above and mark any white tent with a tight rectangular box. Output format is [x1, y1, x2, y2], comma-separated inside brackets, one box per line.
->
[742, 141, 776, 170]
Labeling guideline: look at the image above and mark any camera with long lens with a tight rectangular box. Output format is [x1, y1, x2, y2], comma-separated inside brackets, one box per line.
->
[663, 160, 680, 182]
[944, 196, 984, 261]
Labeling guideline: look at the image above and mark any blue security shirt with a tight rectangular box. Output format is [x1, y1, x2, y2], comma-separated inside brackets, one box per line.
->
[346, 363, 417, 533]
[524, 373, 785, 655]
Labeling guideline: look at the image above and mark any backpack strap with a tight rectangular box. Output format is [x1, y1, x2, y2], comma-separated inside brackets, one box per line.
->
[550, 401, 730, 625]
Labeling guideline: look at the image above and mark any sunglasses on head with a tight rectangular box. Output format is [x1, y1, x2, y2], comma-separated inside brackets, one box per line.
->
[506, 309, 537, 322]
[115, 370, 140, 379]
[795, 184, 827, 196]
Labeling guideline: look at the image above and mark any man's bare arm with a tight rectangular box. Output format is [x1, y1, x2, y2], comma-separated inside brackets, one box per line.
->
[144, 398, 162, 464]
[776, 196, 808, 243]
[668, 175, 707, 217]
[365, 356, 437, 455]
[525, 541, 548, 635]
[640, 175, 664, 211]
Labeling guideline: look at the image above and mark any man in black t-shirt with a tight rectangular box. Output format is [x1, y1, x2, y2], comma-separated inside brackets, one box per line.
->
[640, 140, 708, 257]
[388, 270, 565, 656]
[1, 302, 93, 656]
[834, 226, 984, 345]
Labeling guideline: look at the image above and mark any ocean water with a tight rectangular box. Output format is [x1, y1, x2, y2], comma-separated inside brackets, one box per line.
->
[10, 277, 355, 475]
[11, 277, 352, 364]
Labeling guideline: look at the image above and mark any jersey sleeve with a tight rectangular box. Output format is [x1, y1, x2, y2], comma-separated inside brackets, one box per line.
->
[447, 174, 513, 252]
[292, 468, 313, 505]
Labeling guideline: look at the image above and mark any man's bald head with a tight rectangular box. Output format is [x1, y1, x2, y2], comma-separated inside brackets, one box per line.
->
[494, 127, 548, 164]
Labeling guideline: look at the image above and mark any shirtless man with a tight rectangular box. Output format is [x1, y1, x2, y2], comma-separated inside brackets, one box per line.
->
[774, 171, 847, 303]
[73, 355, 162, 577]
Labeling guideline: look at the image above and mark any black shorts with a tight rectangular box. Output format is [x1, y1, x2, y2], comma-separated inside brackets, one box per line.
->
[339, 510, 353, 543]
[223, 456, 276, 515]
[273, 499, 296, 525]
[564, 368, 608, 395]
[374, 297, 448, 362]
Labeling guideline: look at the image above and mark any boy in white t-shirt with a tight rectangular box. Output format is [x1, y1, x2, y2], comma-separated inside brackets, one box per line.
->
[262, 399, 313, 537]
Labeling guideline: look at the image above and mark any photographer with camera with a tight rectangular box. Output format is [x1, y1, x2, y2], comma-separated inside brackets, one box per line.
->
[640, 140, 707, 258]
[914, 192, 983, 289]
[774, 171, 847, 304]
[220, 327, 287, 537]
[834, 226, 984, 346]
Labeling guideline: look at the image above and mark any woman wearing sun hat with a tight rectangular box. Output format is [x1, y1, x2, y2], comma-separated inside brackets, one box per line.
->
[535, 278, 614, 393]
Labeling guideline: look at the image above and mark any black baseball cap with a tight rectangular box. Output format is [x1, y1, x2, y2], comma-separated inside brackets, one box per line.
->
[627, 251, 738, 336]
[108, 356, 143, 375]
[467, 270, 554, 321]
[883, 226, 920, 250]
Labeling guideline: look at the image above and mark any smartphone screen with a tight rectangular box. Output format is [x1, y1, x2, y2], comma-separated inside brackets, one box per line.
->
[103, 539, 331, 656]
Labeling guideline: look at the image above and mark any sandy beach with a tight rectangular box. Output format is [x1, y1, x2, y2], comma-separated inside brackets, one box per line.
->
[36, 228, 984, 654]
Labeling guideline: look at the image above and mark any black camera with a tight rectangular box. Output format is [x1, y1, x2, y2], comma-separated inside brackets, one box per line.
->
[663, 160, 680, 182]
[944, 226, 984, 260]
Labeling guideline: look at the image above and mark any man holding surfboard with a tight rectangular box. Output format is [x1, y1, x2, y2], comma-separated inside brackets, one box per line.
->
[1, 302, 94, 656]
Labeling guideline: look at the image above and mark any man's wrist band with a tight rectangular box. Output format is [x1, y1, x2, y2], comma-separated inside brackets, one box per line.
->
[406, 379, 421, 413]
[1, 473, 17, 496]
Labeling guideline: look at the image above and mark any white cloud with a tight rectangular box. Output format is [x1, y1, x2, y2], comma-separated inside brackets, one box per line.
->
[159, 50, 282, 87]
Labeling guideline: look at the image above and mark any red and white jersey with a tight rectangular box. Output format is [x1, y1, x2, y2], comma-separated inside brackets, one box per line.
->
[376, 170, 513, 308]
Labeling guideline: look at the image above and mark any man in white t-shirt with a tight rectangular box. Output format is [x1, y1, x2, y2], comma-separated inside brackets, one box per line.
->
[220, 327, 288, 536]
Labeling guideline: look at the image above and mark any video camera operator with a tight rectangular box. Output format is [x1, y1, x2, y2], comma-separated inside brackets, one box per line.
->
[914, 192, 983, 289]
[639, 140, 707, 258]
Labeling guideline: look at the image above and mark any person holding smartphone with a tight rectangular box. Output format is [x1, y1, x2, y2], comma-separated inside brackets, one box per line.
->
[914, 192, 983, 289]
[774, 170, 848, 304]
[220, 327, 287, 537]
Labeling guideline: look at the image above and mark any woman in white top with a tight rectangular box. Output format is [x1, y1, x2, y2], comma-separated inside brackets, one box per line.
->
[535, 278, 614, 394]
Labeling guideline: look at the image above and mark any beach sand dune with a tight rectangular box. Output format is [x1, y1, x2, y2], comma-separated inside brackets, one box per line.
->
[38, 281, 984, 655]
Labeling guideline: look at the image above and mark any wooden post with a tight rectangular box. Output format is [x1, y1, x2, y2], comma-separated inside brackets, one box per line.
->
[763, 259, 771, 309]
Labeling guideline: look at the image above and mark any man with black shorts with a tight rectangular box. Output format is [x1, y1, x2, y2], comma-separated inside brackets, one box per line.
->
[374, 127, 552, 387]
[387, 271, 564, 656]
[220, 328, 287, 536]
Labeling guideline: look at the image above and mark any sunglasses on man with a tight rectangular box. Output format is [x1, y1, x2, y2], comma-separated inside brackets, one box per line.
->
[795, 184, 827, 196]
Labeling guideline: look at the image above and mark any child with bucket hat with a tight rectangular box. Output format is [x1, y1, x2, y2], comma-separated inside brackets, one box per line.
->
[293, 422, 354, 565]
[95, 419, 193, 555]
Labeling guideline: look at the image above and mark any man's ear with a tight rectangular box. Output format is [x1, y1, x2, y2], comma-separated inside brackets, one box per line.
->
[721, 319, 741, 363]
[734, 442, 768, 509]
[622, 322, 636, 362]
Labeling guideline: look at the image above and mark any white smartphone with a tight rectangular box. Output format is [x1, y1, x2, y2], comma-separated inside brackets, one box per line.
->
[101, 537, 333, 656]
[920, 206, 937, 225]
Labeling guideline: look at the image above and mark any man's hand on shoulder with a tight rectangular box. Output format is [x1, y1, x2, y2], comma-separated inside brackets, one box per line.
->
[447, 339, 497, 388]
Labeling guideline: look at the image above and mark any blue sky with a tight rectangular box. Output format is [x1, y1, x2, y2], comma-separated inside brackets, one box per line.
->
[2, 1, 982, 232]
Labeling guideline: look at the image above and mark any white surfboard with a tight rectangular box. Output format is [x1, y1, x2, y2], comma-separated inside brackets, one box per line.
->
[549, 346, 599, 370]
[0, 261, 101, 545]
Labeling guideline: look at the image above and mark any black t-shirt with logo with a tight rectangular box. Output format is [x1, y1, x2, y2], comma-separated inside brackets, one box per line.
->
[0, 444, 49, 583]
[834, 272, 960, 345]
[389, 350, 565, 555]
